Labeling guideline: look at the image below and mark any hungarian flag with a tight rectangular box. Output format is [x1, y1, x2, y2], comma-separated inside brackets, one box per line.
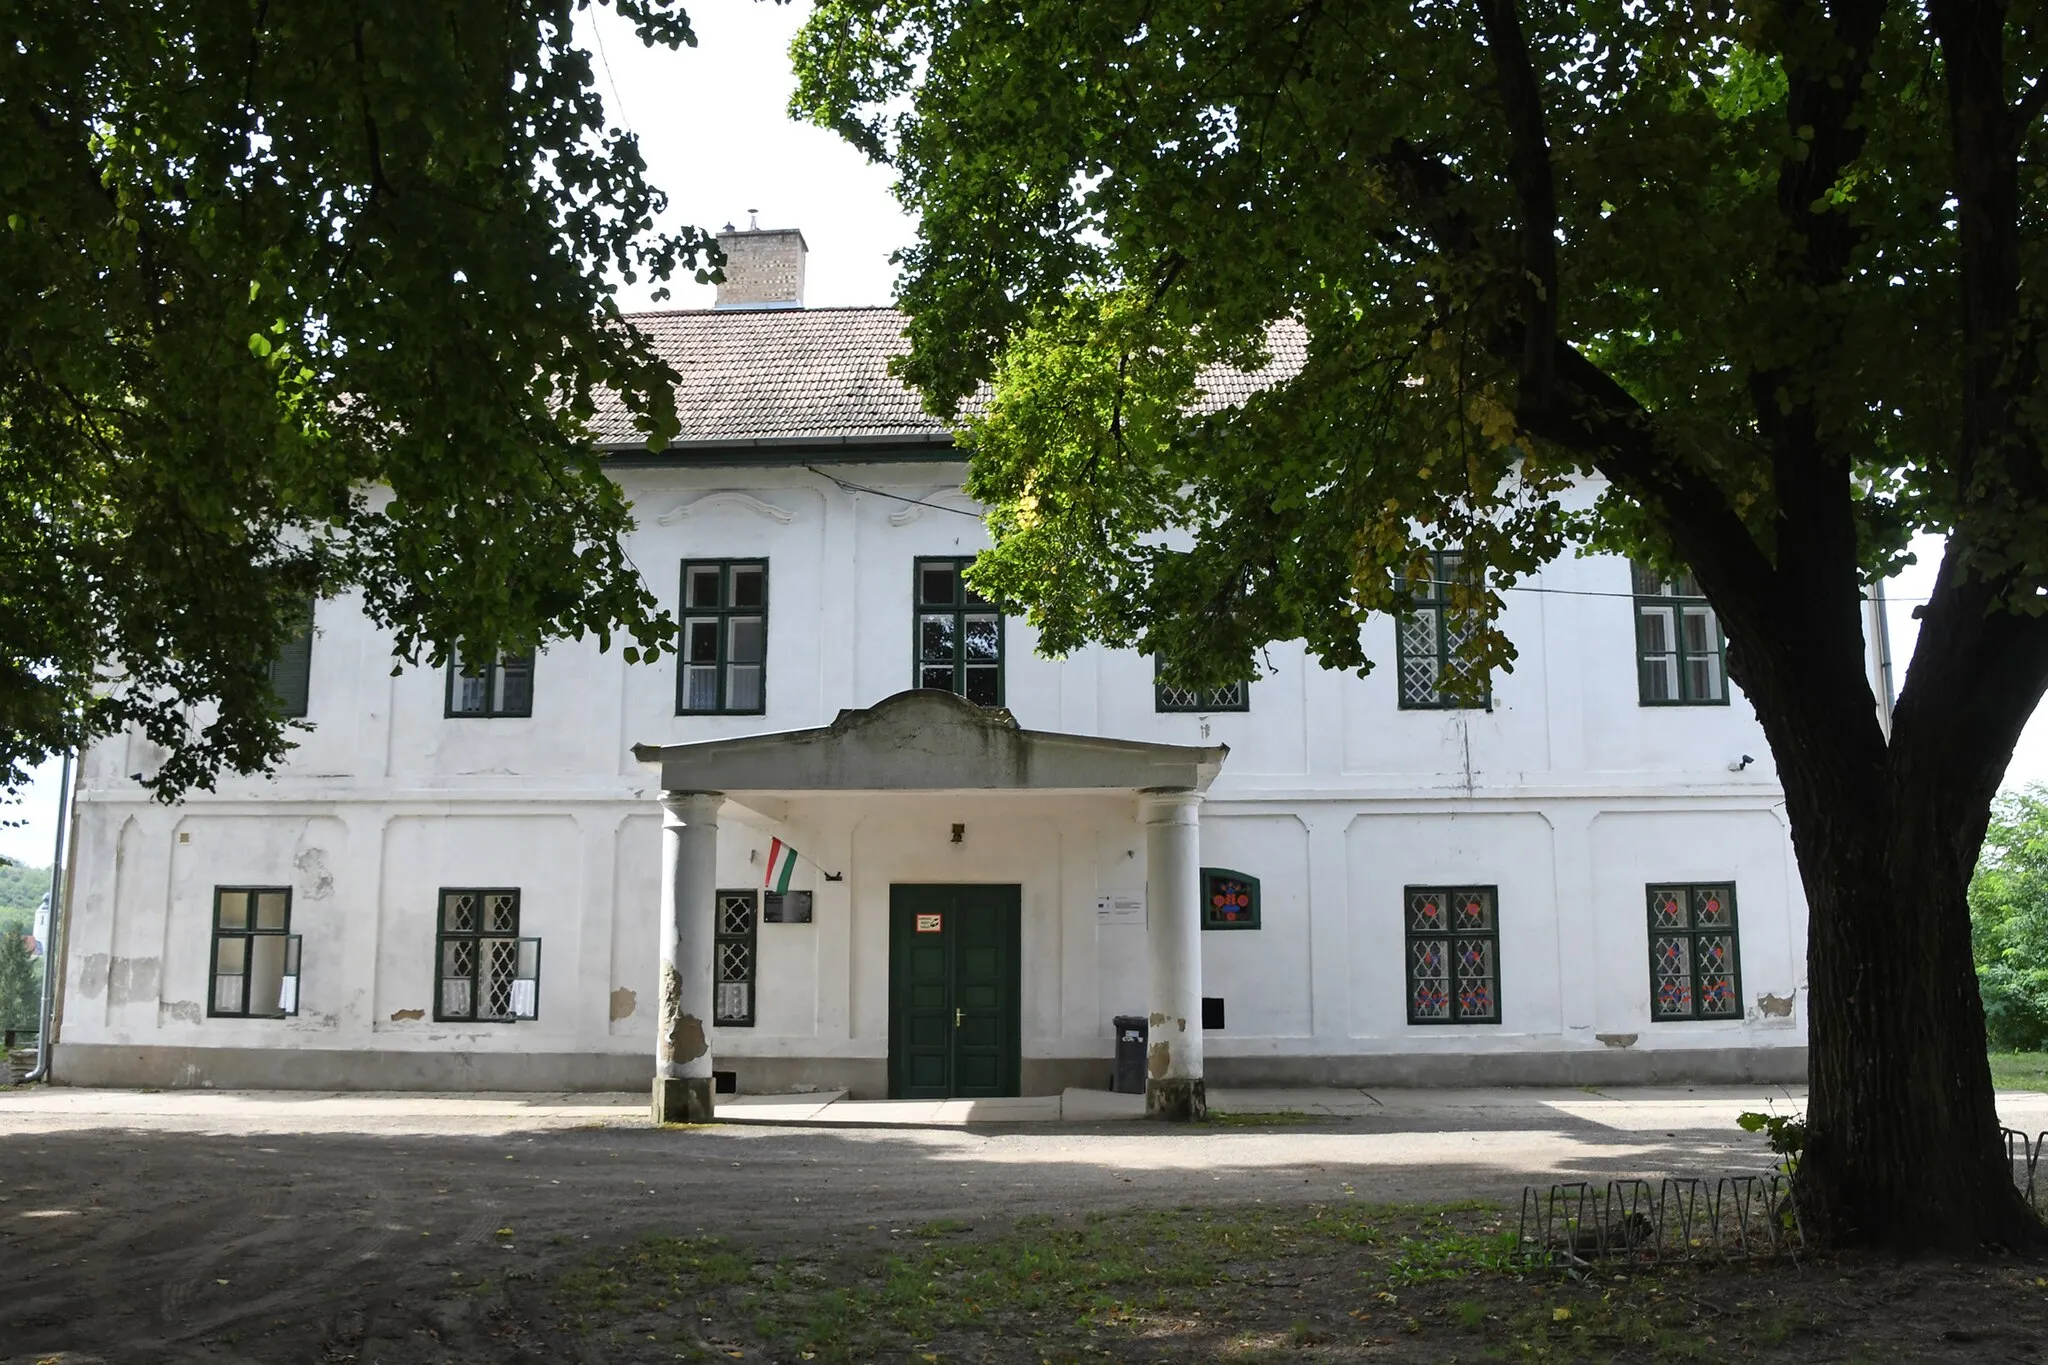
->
[764, 838, 798, 893]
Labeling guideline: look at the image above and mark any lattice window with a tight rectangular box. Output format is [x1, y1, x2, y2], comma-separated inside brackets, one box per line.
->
[1154, 658, 1250, 714]
[677, 561, 768, 714]
[209, 887, 301, 1018]
[434, 888, 539, 1022]
[1405, 886, 1500, 1024]
[1648, 884, 1742, 1021]
[915, 557, 1004, 706]
[1396, 549, 1490, 710]
[1631, 565, 1726, 705]
[714, 888, 757, 1027]
[446, 649, 535, 718]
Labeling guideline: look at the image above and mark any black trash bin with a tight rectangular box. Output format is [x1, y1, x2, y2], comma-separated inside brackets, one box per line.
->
[1112, 1014, 1148, 1094]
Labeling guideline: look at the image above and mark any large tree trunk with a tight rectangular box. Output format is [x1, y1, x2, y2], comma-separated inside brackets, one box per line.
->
[1746, 543, 2048, 1250]
[1795, 782, 2040, 1249]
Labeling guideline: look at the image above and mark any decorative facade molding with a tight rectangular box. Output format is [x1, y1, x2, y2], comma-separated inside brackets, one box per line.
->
[655, 491, 795, 526]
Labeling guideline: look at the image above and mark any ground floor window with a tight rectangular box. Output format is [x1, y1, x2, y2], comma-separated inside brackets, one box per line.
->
[1405, 885, 1500, 1024]
[435, 889, 540, 1022]
[715, 889, 758, 1026]
[1201, 868, 1261, 930]
[209, 887, 300, 1018]
[1648, 884, 1742, 1020]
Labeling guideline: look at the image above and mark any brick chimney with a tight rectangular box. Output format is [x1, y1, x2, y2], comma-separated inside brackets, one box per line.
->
[714, 213, 807, 310]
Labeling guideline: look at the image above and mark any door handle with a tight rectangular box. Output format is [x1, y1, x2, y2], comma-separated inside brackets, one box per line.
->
[955, 1007, 963, 1027]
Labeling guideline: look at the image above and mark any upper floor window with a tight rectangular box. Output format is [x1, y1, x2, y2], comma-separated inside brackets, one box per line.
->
[435, 888, 540, 1022]
[679, 561, 767, 715]
[1155, 659, 1249, 714]
[209, 887, 301, 1018]
[915, 557, 1003, 706]
[447, 648, 533, 718]
[1648, 883, 1742, 1020]
[1397, 549, 1490, 710]
[268, 601, 315, 719]
[1631, 564, 1726, 705]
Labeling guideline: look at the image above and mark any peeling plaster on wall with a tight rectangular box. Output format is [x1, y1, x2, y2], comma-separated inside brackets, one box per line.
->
[76, 953, 109, 999]
[610, 987, 637, 1021]
[107, 957, 160, 1005]
[294, 846, 335, 899]
[1147, 1041, 1171, 1078]
[659, 964, 682, 1062]
[1596, 1033, 1638, 1049]
[159, 1000, 201, 1025]
[1756, 993, 1795, 1017]
[388, 1008, 424, 1022]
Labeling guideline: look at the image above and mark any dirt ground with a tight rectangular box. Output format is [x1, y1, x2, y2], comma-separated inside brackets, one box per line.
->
[0, 1092, 2042, 1362]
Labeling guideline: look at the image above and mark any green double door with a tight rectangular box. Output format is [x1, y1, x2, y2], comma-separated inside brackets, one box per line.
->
[888, 884, 1022, 1099]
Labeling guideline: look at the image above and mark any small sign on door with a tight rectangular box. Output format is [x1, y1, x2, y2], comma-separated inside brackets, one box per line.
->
[915, 913, 943, 933]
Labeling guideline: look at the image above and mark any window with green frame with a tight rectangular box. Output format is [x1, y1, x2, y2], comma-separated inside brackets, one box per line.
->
[1404, 885, 1500, 1024]
[1631, 564, 1727, 705]
[1201, 868, 1261, 929]
[446, 648, 534, 718]
[209, 887, 301, 1018]
[914, 557, 1003, 706]
[1156, 659, 1249, 714]
[1396, 549, 1490, 709]
[434, 888, 540, 1022]
[679, 560, 768, 714]
[1648, 884, 1742, 1020]
[715, 888, 757, 1026]
[267, 600, 315, 719]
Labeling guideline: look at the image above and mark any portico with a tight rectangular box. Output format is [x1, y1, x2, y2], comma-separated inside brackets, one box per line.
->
[632, 689, 1227, 1123]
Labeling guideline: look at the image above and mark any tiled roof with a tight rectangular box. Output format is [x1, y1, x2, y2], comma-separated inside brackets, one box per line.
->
[595, 306, 1306, 452]
[597, 306, 946, 450]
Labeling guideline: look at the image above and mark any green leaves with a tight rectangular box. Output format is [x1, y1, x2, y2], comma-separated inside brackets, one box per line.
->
[0, 0, 708, 797]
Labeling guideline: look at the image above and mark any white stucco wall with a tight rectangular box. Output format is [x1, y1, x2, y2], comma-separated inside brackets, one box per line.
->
[51, 462, 1809, 1091]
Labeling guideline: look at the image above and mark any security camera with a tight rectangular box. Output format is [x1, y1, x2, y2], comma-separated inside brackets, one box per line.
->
[1727, 754, 1755, 772]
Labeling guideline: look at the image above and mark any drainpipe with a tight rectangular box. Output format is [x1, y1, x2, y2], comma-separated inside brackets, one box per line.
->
[1865, 581, 1897, 742]
[23, 751, 74, 1084]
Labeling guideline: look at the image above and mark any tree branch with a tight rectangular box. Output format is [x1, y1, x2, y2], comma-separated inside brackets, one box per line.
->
[1473, 0, 1557, 412]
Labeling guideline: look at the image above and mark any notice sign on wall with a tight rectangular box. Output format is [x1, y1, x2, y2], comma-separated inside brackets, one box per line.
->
[1095, 894, 1144, 925]
[915, 913, 943, 933]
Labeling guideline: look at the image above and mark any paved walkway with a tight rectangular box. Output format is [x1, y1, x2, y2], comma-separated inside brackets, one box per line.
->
[5, 1080, 2047, 1135]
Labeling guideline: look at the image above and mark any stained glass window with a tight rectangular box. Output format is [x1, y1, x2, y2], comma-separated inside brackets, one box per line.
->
[1200, 868, 1261, 930]
[915, 557, 1005, 706]
[1648, 884, 1742, 1021]
[1406, 885, 1500, 1024]
[434, 888, 539, 1022]
[715, 889, 758, 1026]
[1396, 549, 1490, 710]
[1631, 564, 1727, 705]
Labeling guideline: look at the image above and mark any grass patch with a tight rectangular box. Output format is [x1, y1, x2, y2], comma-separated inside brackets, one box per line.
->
[520, 1197, 2048, 1363]
[1990, 1050, 2048, 1091]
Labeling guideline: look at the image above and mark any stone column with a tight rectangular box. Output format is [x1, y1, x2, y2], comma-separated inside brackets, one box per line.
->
[654, 790, 722, 1123]
[1141, 788, 1206, 1120]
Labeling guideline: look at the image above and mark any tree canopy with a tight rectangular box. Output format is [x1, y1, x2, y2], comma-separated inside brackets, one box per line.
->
[795, 0, 2048, 1246]
[2, 0, 710, 797]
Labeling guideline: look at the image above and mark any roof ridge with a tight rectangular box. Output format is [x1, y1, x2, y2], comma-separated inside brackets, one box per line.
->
[620, 304, 904, 321]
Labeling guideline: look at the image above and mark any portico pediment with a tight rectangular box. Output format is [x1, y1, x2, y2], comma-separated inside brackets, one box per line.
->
[632, 689, 1226, 795]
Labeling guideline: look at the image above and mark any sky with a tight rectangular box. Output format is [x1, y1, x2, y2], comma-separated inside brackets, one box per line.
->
[0, 2, 2039, 864]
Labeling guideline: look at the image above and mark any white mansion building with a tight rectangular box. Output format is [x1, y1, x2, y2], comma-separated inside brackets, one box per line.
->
[48, 226, 1829, 1112]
